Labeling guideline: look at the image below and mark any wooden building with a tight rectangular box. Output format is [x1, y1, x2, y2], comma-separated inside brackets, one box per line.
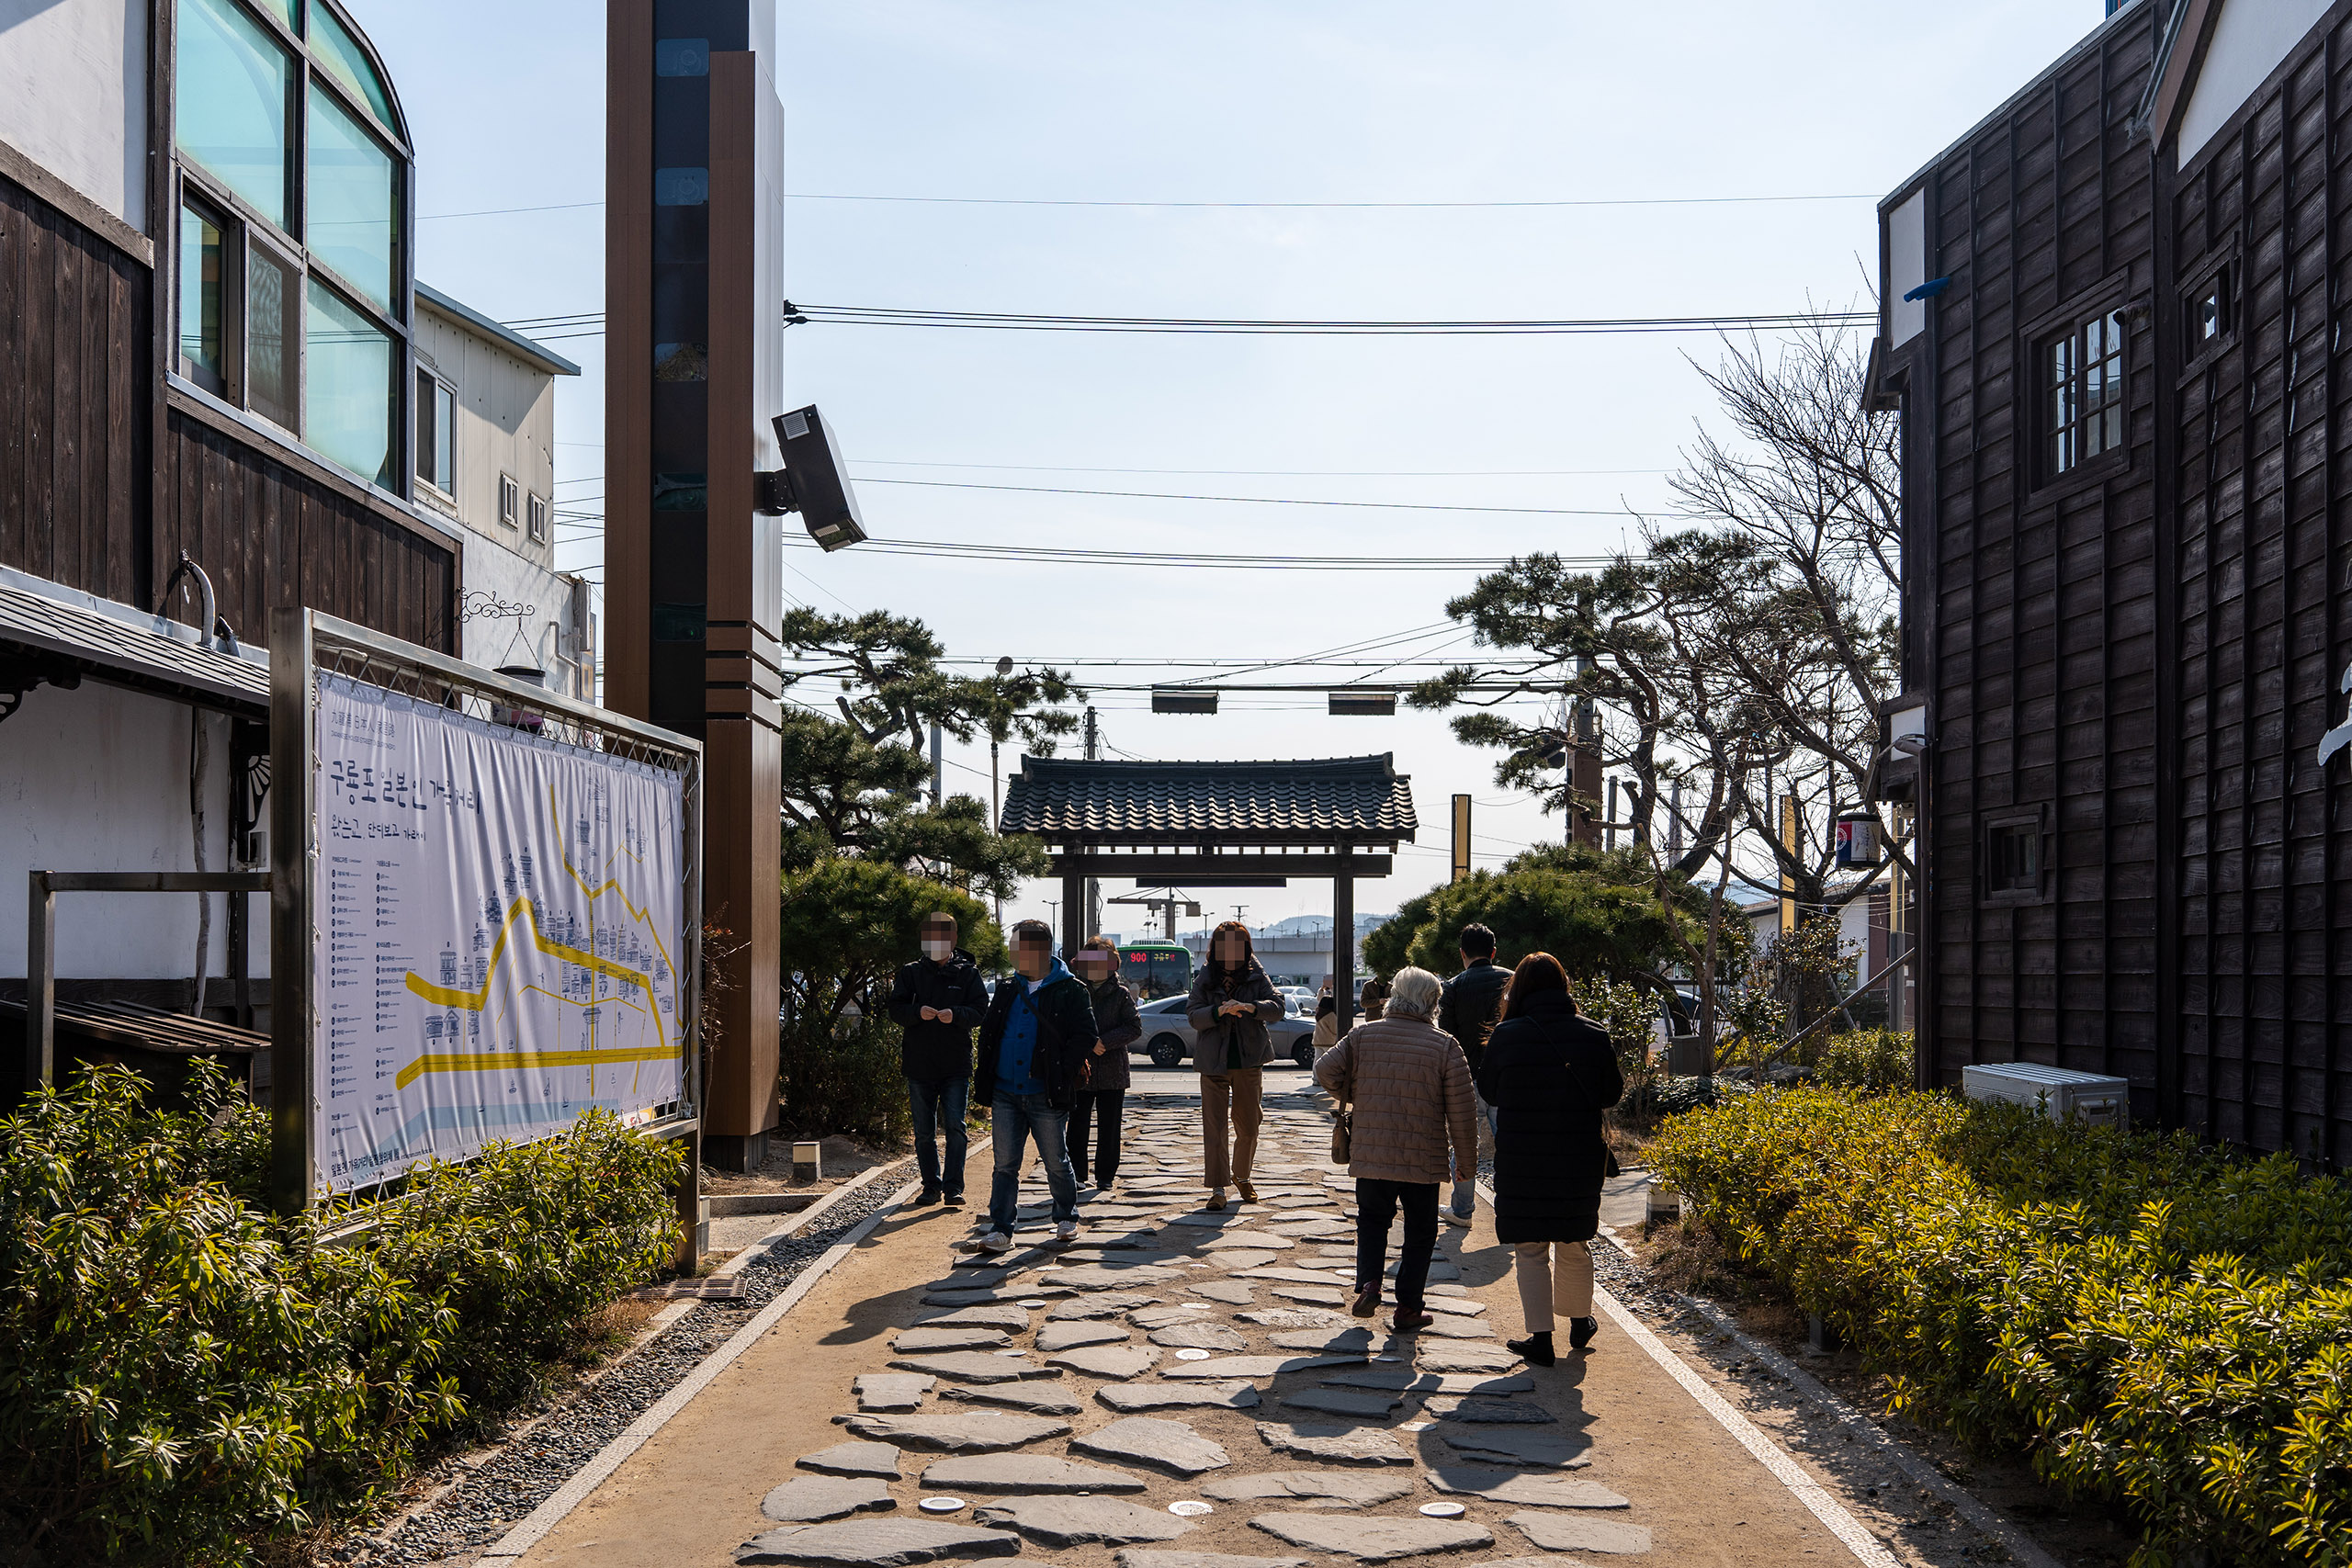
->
[1878, 0, 2352, 1164]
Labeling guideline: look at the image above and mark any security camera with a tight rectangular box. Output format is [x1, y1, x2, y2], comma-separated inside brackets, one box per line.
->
[753, 404, 866, 551]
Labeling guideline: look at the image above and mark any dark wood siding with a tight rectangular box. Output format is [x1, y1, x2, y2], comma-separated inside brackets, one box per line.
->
[1, 167, 454, 656]
[0, 169, 150, 607]
[2169, 13, 2352, 1167]
[1911, 8, 2165, 1111]
[160, 411, 453, 655]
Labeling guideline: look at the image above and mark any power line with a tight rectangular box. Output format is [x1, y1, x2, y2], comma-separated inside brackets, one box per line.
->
[500, 304, 1872, 339]
[854, 477, 1667, 516]
[547, 526, 1633, 572]
[854, 459, 1674, 478]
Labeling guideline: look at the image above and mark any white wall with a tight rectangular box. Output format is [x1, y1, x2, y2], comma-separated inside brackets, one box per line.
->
[0, 0, 147, 231]
[458, 534, 592, 698]
[413, 306, 560, 572]
[2179, 0, 2335, 165]
[0, 680, 266, 982]
[1886, 189, 1928, 346]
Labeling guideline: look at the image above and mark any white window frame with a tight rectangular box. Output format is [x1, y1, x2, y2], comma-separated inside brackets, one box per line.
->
[526, 491, 548, 544]
[414, 368, 456, 500]
[498, 472, 521, 529]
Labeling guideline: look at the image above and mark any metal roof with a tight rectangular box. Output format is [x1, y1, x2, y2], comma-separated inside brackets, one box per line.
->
[0, 568, 269, 716]
[0, 996, 266, 1056]
[1000, 753, 1417, 847]
[416, 282, 583, 378]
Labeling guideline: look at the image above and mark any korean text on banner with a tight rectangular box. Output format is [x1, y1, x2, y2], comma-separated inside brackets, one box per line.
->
[311, 672, 687, 1193]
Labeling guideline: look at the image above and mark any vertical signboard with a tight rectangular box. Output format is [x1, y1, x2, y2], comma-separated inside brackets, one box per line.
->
[308, 671, 689, 1192]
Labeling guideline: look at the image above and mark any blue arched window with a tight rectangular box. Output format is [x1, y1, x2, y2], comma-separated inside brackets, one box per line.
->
[172, 0, 413, 493]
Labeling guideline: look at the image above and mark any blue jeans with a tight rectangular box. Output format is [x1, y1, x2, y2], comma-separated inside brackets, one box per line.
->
[988, 1091, 1078, 1235]
[908, 1076, 969, 1196]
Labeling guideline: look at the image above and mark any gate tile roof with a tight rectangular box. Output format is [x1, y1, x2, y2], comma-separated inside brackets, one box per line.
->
[1000, 754, 1416, 845]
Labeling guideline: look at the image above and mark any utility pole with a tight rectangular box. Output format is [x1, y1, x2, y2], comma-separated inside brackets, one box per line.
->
[1083, 705, 1100, 942]
[1606, 777, 1619, 852]
[1668, 777, 1685, 863]
[1450, 794, 1472, 883]
[930, 717, 943, 807]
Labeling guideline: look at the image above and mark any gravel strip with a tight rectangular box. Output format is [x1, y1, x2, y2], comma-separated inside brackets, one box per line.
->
[346, 1166, 910, 1566]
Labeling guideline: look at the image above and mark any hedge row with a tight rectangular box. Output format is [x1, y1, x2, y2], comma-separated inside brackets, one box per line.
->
[1649, 1089, 2352, 1566]
[0, 1065, 682, 1565]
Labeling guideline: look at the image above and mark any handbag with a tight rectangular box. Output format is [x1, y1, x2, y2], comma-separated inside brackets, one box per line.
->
[1330, 1106, 1351, 1163]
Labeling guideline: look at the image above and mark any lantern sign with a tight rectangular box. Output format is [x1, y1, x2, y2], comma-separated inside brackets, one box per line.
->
[1835, 813, 1882, 867]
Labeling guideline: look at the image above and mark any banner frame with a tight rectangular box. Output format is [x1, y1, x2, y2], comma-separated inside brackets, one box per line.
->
[269, 608, 704, 1217]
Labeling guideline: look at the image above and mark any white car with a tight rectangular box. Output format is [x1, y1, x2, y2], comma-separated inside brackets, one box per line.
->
[1132, 995, 1318, 1070]
[1277, 987, 1316, 1016]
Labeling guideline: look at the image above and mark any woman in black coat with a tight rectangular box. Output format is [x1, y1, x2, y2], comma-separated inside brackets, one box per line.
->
[1069, 938, 1141, 1189]
[1474, 952, 1624, 1365]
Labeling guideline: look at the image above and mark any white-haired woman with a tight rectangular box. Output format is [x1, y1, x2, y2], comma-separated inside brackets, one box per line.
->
[1311, 966, 1479, 1334]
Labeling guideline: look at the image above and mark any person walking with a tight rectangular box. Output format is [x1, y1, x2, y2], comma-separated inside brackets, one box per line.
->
[1185, 920, 1283, 1211]
[1312, 967, 1478, 1334]
[886, 911, 989, 1206]
[1310, 994, 1340, 1059]
[1438, 922, 1510, 1222]
[1476, 952, 1624, 1365]
[1358, 974, 1390, 1021]
[1069, 937, 1141, 1190]
[960, 920, 1099, 1254]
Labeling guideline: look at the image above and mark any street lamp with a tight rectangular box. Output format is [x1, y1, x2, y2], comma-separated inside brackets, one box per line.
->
[754, 404, 867, 551]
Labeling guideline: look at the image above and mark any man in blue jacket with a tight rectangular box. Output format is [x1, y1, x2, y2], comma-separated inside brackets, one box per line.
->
[887, 912, 990, 1206]
[958, 919, 1098, 1254]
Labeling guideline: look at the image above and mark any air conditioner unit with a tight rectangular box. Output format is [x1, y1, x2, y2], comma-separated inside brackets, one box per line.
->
[1961, 1062, 2129, 1127]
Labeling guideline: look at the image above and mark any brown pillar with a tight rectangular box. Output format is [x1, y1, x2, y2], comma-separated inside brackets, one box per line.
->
[1062, 872, 1085, 960]
[1333, 846, 1355, 1033]
[1571, 746, 1605, 848]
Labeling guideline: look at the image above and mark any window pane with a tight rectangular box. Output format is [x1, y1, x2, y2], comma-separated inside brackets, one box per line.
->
[247, 244, 297, 428]
[176, 0, 292, 229]
[307, 85, 398, 310]
[309, 0, 398, 128]
[178, 201, 226, 391]
[435, 382, 454, 492]
[413, 368, 435, 485]
[305, 277, 393, 488]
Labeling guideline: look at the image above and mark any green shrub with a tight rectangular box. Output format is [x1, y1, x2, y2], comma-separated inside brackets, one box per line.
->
[780, 1012, 914, 1145]
[1809, 1027, 1913, 1092]
[0, 1065, 678, 1565]
[1651, 1089, 2352, 1566]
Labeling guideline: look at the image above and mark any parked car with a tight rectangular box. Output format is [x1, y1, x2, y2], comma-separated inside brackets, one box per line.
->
[1277, 986, 1316, 1016]
[1131, 995, 1317, 1070]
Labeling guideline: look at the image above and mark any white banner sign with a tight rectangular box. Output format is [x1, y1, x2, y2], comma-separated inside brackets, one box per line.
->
[311, 672, 687, 1193]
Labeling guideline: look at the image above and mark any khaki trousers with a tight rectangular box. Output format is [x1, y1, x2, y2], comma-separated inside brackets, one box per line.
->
[1198, 1068, 1262, 1189]
[1513, 1239, 1595, 1332]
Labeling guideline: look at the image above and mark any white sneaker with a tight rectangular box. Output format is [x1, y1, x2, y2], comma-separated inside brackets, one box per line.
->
[957, 1231, 1014, 1255]
[1442, 1208, 1472, 1225]
[1054, 1219, 1080, 1243]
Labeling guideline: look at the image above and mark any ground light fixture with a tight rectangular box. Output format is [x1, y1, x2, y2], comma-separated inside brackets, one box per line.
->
[754, 403, 867, 551]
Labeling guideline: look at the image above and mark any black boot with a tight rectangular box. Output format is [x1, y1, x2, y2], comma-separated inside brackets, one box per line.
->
[1508, 1331, 1555, 1368]
[1568, 1315, 1600, 1350]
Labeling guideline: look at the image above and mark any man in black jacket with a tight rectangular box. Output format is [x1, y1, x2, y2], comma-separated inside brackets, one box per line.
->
[888, 912, 990, 1206]
[1437, 921, 1510, 1222]
[959, 919, 1098, 1253]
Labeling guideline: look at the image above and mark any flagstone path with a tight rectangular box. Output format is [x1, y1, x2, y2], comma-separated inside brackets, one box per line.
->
[514, 1079, 1863, 1568]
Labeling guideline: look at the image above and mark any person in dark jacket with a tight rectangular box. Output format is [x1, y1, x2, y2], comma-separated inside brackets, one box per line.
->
[1475, 951, 1625, 1365]
[961, 919, 1100, 1253]
[1069, 937, 1142, 1190]
[1185, 920, 1284, 1210]
[886, 912, 990, 1206]
[1438, 922, 1510, 1220]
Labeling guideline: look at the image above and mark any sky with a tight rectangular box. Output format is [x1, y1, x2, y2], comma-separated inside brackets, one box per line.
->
[361, 0, 2109, 942]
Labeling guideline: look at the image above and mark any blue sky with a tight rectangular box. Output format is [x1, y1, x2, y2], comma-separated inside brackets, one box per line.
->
[365, 0, 2109, 937]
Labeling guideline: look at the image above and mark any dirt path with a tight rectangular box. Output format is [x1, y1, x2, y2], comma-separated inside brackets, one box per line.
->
[514, 1078, 1894, 1567]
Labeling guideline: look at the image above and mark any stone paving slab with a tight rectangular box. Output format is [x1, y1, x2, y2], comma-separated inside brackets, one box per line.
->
[1163, 1353, 1364, 1381]
[1424, 1467, 1627, 1508]
[915, 1305, 1034, 1332]
[1266, 1327, 1386, 1353]
[854, 1374, 935, 1412]
[888, 1352, 1057, 1384]
[1276, 1387, 1403, 1418]
[1506, 1511, 1653, 1553]
[1251, 1423, 1413, 1466]
[1114, 1552, 1307, 1568]
[1419, 1396, 1553, 1424]
[917, 1453, 1148, 1493]
[1095, 1382, 1262, 1413]
[973, 1495, 1197, 1548]
[1433, 1423, 1592, 1469]
[1044, 1264, 1186, 1291]
[1147, 1321, 1248, 1351]
[1236, 1306, 1344, 1328]
[835, 1413, 1071, 1453]
[1048, 1343, 1163, 1378]
[1046, 1292, 1159, 1319]
[1199, 1470, 1416, 1507]
[734, 1517, 1023, 1566]
[1408, 1344, 1521, 1375]
[1069, 1415, 1233, 1475]
[892, 1327, 1009, 1353]
[1246, 1510, 1495, 1562]
[797, 1442, 906, 1478]
[937, 1382, 1087, 1416]
[1181, 1278, 1258, 1305]
[1320, 1369, 1534, 1395]
[1035, 1321, 1132, 1352]
[759, 1474, 899, 1523]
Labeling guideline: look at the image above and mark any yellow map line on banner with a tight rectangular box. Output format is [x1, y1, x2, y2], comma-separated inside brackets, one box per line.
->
[404, 897, 660, 1032]
[396, 1044, 676, 1089]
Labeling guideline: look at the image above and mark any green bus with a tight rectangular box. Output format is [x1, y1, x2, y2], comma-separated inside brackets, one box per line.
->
[1116, 939, 1194, 1001]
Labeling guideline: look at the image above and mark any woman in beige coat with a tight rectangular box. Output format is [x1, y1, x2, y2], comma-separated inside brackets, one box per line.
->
[1311, 967, 1479, 1334]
